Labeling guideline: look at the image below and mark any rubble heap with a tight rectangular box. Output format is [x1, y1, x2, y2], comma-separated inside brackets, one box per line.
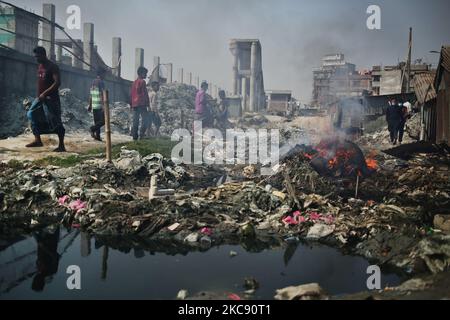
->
[0, 94, 28, 139]
[158, 83, 198, 136]
[0, 83, 202, 139]
[358, 112, 421, 146]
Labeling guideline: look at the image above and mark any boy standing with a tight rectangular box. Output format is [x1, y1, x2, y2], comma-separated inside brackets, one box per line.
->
[88, 68, 106, 141]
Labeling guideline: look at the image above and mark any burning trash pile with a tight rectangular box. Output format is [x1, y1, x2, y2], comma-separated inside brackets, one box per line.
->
[305, 138, 377, 179]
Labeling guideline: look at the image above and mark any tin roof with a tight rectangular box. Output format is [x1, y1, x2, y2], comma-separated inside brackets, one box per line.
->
[414, 72, 436, 104]
[435, 46, 450, 89]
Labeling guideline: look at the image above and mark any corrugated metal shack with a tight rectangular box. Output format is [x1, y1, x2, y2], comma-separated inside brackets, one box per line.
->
[434, 46, 450, 145]
[416, 46, 450, 145]
[414, 72, 437, 142]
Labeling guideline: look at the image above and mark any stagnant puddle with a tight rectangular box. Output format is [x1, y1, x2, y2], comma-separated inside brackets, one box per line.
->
[0, 227, 404, 300]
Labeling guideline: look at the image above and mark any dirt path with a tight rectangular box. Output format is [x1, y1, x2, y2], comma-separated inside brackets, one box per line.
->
[0, 132, 132, 162]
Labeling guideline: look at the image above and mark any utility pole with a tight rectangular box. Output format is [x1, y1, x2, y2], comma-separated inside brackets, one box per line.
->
[405, 27, 412, 93]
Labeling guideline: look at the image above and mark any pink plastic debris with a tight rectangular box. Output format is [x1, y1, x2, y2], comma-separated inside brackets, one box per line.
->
[282, 216, 298, 226]
[68, 199, 87, 213]
[201, 227, 213, 236]
[58, 195, 70, 206]
[309, 212, 322, 222]
[321, 215, 335, 225]
[228, 293, 241, 301]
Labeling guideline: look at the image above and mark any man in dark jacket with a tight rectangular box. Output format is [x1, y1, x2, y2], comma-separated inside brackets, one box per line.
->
[386, 98, 402, 145]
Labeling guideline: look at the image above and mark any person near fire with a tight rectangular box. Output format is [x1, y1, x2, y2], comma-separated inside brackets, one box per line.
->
[386, 98, 402, 145]
[130, 67, 150, 141]
[26, 46, 66, 152]
[88, 67, 106, 141]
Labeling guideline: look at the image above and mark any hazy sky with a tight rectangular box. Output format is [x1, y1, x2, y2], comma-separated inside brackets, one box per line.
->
[10, 0, 450, 102]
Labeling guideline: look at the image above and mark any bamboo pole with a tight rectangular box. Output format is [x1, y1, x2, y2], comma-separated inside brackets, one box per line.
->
[103, 90, 112, 162]
[355, 175, 360, 199]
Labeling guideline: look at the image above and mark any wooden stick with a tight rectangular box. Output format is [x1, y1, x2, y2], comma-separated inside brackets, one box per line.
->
[355, 174, 360, 199]
[103, 90, 112, 162]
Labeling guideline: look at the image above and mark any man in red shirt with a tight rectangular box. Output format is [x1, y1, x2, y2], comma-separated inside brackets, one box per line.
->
[130, 67, 150, 140]
[26, 46, 66, 152]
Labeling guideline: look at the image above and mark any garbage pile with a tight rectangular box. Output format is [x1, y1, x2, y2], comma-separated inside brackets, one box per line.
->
[0, 94, 29, 139]
[0, 148, 188, 236]
[1, 134, 449, 277]
[358, 112, 420, 146]
[59, 89, 132, 134]
[0, 89, 132, 138]
[158, 83, 199, 136]
[237, 113, 269, 128]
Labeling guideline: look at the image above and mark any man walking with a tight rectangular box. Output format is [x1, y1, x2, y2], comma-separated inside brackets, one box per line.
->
[386, 98, 402, 145]
[88, 68, 106, 141]
[26, 46, 66, 152]
[130, 67, 150, 140]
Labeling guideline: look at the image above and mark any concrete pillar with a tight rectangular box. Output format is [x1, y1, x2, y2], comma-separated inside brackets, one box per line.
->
[178, 68, 184, 83]
[55, 44, 62, 63]
[72, 40, 83, 69]
[196, 76, 200, 89]
[188, 72, 193, 85]
[232, 48, 239, 95]
[135, 48, 145, 74]
[112, 37, 122, 77]
[153, 56, 160, 72]
[83, 23, 94, 71]
[249, 42, 258, 112]
[42, 4, 55, 61]
[167, 63, 173, 83]
[242, 77, 248, 111]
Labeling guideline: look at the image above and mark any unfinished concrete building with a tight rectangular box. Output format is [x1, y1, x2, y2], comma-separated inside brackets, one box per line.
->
[266, 90, 292, 114]
[312, 54, 372, 108]
[0, 5, 39, 56]
[230, 39, 265, 112]
[371, 63, 432, 96]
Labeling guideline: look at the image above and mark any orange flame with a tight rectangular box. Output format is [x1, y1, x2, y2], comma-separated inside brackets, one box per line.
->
[366, 158, 378, 170]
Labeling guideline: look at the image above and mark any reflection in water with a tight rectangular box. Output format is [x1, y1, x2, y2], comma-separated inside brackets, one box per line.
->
[283, 243, 299, 267]
[32, 227, 60, 292]
[101, 246, 109, 281]
[0, 228, 405, 299]
[80, 232, 91, 258]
